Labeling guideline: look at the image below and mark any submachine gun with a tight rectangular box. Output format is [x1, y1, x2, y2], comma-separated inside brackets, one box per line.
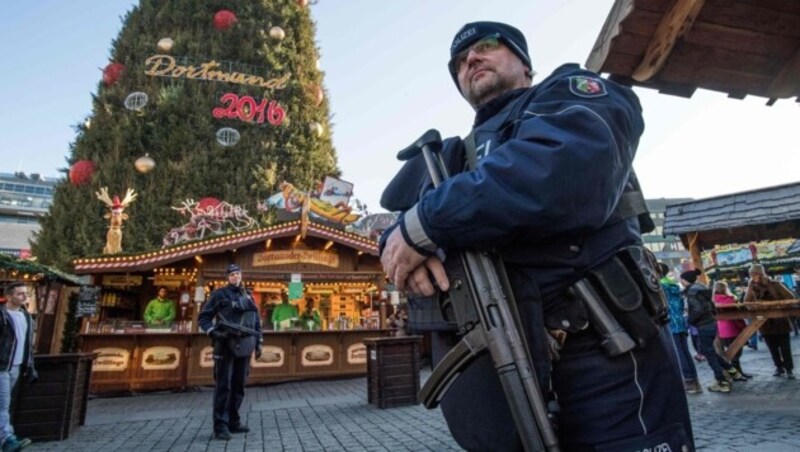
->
[396, 130, 560, 452]
[214, 318, 261, 338]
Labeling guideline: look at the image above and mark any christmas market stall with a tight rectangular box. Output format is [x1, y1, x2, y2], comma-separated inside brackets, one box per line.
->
[0, 253, 85, 355]
[0, 254, 96, 442]
[73, 187, 393, 393]
[663, 182, 800, 360]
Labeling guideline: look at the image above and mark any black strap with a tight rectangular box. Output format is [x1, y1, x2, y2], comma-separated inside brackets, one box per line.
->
[464, 131, 477, 170]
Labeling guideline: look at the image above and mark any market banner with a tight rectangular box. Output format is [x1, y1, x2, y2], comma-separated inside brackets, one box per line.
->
[252, 249, 339, 268]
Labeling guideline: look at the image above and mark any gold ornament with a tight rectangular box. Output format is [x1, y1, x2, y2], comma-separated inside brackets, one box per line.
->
[309, 122, 324, 137]
[269, 26, 285, 41]
[157, 37, 174, 52]
[134, 154, 156, 174]
[308, 84, 324, 106]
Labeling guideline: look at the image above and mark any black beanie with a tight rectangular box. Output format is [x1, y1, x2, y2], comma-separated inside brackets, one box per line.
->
[680, 269, 701, 284]
[448, 21, 532, 91]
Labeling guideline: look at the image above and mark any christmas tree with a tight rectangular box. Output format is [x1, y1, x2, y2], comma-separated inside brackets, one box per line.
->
[33, 0, 338, 270]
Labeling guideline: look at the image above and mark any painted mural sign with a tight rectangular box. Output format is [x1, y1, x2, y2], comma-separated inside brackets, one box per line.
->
[92, 347, 130, 372]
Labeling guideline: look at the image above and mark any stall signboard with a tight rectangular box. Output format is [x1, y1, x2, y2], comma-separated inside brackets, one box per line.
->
[252, 249, 339, 268]
[154, 274, 189, 288]
[102, 275, 143, 287]
[77, 286, 100, 317]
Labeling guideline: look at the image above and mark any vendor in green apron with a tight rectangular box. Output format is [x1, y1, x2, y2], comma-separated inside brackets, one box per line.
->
[143, 287, 176, 327]
[271, 292, 298, 330]
[300, 297, 322, 331]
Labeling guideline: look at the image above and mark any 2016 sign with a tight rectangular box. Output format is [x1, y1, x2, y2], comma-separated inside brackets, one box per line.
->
[213, 93, 285, 125]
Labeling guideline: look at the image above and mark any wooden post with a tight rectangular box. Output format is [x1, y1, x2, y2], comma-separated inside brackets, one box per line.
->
[686, 232, 707, 284]
[723, 319, 766, 361]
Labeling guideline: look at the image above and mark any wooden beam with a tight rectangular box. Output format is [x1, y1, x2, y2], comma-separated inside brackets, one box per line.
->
[586, 0, 635, 72]
[632, 0, 706, 82]
[766, 45, 800, 100]
[723, 319, 764, 361]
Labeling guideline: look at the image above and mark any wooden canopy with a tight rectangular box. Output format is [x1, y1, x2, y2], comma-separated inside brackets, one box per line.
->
[663, 182, 800, 251]
[587, 0, 800, 104]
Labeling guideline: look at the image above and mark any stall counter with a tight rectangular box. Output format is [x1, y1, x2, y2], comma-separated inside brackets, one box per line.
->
[80, 329, 393, 393]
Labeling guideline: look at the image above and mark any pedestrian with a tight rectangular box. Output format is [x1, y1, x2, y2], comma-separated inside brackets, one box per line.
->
[713, 281, 751, 378]
[659, 263, 701, 393]
[1, 282, 37, 452]
[143, 287, 176, 327]
[681, 269, 744, 393]
[198, 264, 263, 440]
[380, 21, 693, 450]
[744, 263, 796, 379]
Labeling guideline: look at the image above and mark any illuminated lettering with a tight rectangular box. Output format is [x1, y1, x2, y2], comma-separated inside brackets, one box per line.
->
[143, 54, 290, 89]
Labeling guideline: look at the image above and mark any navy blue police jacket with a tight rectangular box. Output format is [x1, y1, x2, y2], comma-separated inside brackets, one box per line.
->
[382, 63, 646, 312]
[198, 284, 263, 342]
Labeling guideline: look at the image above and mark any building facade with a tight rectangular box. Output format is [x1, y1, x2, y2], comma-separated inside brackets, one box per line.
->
[643, 198, 693, 272]
[0, 172, 56, 257]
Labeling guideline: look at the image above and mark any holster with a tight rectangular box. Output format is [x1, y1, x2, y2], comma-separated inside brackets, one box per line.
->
[583, 245, 668, 350]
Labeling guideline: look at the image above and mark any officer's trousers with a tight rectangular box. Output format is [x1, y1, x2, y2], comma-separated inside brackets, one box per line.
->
[213, 353, 250, 431]
[433, 324, 694, 451]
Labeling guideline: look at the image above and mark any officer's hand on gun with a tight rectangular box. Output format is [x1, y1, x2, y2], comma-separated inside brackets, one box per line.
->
[209, 329, 228, 341]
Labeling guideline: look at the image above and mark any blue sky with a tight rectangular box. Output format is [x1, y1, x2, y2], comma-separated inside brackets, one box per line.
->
[1, 1, 796, 215]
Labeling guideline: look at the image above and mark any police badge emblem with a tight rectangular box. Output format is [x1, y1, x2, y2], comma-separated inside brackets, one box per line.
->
[569, 75, 607, 98]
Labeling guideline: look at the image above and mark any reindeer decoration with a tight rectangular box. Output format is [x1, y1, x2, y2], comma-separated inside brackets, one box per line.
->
[96, 187, 138, 254]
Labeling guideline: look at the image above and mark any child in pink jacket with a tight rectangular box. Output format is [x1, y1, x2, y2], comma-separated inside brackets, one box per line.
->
[714, 281, 751, 379]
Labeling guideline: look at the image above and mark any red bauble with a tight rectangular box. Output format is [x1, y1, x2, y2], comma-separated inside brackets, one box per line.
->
[102, 63, 125, 86]
[213, 10, 237, 31]
[197, 197, 221, 214]
[69, 160, 96, 186]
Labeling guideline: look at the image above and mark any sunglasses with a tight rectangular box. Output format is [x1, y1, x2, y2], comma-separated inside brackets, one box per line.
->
[449, 34, 502, 73]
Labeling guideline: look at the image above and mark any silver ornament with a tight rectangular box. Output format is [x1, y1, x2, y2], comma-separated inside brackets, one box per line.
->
[124, 92, 149, 111]
[216, 127, 241, 146]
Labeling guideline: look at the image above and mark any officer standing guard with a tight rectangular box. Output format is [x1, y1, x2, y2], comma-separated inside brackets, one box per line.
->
[380, 21, 694, 450]
[198, 264, 263, 440]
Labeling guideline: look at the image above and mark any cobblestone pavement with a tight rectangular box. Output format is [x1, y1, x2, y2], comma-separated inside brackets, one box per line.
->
[28, 335, 800, 451]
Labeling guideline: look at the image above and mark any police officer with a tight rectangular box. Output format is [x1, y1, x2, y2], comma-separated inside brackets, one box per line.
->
[198, 264, 263, 440]
[380, 21, 694, 451]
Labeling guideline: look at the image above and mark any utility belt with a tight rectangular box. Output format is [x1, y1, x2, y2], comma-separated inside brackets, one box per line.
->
[407, 245, 667, 357]
[549, 245, 668, 356]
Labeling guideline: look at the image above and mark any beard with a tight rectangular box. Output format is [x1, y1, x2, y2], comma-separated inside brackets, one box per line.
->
[463, 68, 522, 108]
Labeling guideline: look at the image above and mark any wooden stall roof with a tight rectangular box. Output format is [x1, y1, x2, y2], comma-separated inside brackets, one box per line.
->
[663, 182, 800, 249]
[586, 0, 800, 104]
[72, 220, 378, 274]
[0, 253, 83, 285]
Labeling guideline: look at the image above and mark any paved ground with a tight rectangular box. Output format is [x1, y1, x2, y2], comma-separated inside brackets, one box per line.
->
[28, 335, 800, 451]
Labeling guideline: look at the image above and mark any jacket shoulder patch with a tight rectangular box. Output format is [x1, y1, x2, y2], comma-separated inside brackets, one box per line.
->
[569, 76, 607, 98]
